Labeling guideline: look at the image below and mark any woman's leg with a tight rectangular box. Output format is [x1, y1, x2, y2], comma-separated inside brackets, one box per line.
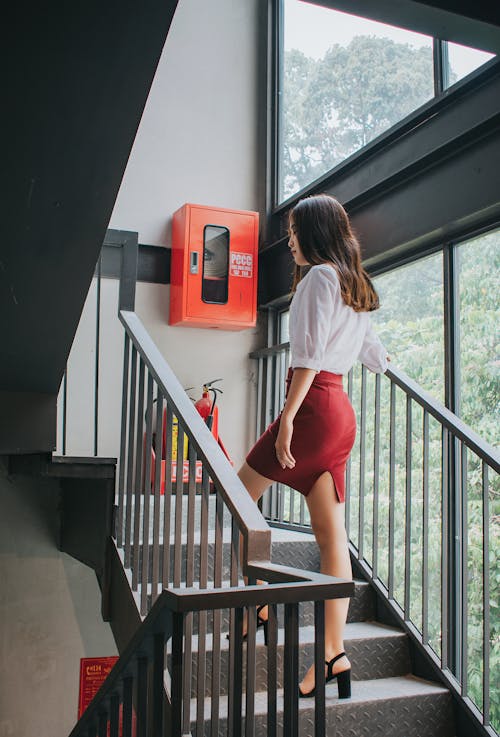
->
[238, 461, 273, 504]
[299, 471, 352, 694]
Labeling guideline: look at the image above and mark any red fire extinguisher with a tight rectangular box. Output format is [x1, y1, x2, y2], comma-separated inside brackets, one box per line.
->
[194, 379, 232, 462]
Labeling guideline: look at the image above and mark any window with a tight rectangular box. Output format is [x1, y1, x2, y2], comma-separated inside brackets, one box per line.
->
[372, 253, 445, 403]
[457, 229, 499, 448]
[445, 41, 495, 89]
[278, 1, 496, 204]
[280, 1, 434, 202]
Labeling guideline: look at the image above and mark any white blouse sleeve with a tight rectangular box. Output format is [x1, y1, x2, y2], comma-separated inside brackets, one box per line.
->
[291, 269, 336, 372]
[358, 320, 388, 373]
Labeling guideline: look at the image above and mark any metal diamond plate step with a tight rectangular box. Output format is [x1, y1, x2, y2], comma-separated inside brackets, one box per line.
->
[132, 528, 375, 622]
[187, 675, 454, 737]
[177, 620, 410, 697]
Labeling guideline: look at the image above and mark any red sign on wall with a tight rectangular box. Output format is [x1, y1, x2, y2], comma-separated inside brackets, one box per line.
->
[78, 657, 118, 718]
[78, 657, 136, 736]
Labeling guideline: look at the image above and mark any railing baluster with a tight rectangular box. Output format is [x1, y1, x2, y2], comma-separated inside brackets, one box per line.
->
[372, 372, 381, 580]
[482, 462, 490, 727]
[388, 381, 396, 600]
[162, 406, 174, 590]
[422, 410, 430, 645]
[211, 483, 223, 736]
[132, 359, 145, 591]
[267, 603, 278, 737]
[171, 613, 184, 737]
[228, 520, 243, 737]
[136, 655, 148, 737]
[109, 692, 119, 737]
[358, 364, 367, 562]
[151, 389, 163, 604]
[117, 334, 130, 547]
[299, 492, 305, 526]
[62, 369, 68, 455]
[122, 675, 133, 737]
[245, 600, 257, 737]
[441, 427, 449, 671]
[152, 632, 166, 737]
[283, 602, 299, 737]
[196, 466, 210, 735]
[97, 710, 107, 737]
[345, 367, 353, 538]
[314, 600, 326, 737]
[124, 346, 137, 568]
[182, 441, 196, 737]
[173, 420, 185, 587]
[94, 253, 102, 457]
[404, 395, 412, 620]
[141, 373, 154, 615]
[461, 443, 468, 697]
[256, 356, 263, 440]
[229, 604, 244, 737]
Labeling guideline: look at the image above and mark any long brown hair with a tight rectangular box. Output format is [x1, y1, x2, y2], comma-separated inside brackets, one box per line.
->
[290, 194, 379, 312]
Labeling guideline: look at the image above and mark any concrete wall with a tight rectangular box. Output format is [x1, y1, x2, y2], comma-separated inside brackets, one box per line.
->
[0, 459, 117, 737]
[58, 0, 266, 467]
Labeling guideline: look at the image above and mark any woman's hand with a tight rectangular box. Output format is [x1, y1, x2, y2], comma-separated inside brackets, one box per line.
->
[275, 415, 296, 469]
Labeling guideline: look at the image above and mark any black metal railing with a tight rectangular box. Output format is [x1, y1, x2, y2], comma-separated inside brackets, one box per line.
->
[68, 575, 351, 737]
[67, 238, 354, 737]
[57, 230, 139, 458]
[250, 339, 500, 735]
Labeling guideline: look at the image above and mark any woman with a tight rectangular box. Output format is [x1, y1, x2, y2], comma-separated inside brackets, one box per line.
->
[238, 193, 388, 699]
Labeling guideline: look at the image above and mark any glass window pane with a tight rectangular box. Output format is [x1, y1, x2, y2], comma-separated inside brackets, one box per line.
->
[445, 41, 495, 89]
[279, 310, 290, 342]
[372, 253, 444, 402]
[457, 230, 499, 446]
[280, 1, 434, 202]
[202, 225, 229, 304]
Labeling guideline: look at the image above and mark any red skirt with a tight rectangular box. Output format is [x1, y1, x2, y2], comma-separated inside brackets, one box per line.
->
[246, 368, 356, 502]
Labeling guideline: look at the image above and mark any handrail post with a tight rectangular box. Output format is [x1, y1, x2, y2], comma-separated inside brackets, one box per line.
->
[119, 232, 138, 313]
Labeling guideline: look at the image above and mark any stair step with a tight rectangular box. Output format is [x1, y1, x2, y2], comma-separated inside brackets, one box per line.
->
[177, 620, 409, 696]
[188, 676, 453, 737]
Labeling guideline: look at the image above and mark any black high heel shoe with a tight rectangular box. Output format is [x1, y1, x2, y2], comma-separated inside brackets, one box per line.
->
[226, 605, 269, 645]
[298, 651, 351, 699]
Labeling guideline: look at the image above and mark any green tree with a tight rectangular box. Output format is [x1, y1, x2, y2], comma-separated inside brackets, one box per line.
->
[282, 36, 435, 199]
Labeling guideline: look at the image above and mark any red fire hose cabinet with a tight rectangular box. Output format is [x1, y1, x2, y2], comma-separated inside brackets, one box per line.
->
[169, 203, 259, 330]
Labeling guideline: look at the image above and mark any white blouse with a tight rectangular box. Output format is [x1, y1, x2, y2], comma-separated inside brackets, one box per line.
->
[289, 264, 388, 375]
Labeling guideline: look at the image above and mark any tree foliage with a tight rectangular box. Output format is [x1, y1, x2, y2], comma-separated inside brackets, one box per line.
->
[282, 36, 434, 199]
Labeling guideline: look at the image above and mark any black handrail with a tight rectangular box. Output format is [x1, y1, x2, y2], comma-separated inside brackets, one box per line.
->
[69, 564, 353, 737]
[120, 309, 271, 567]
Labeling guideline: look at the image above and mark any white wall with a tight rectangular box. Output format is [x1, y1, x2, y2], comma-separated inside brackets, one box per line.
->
[0, 460, 117, 737]
[109, 0, 261, 243]
[59, 0, 266, 468]
[59, 278, 264, 468]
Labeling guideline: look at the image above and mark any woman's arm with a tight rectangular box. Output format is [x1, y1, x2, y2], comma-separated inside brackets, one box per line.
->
[275, 367, 316, 469]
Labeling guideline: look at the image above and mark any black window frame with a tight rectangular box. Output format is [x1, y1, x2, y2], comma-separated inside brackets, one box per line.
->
[272, 0, 497, 210]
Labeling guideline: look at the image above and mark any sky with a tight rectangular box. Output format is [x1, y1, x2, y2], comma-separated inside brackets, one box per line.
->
[284, 0, 495, 78]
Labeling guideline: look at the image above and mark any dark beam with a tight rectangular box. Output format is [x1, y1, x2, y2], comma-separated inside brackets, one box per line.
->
[0, 391, 57, 454]
[1, 0, 178, 395]
[304, 1, 500, 53]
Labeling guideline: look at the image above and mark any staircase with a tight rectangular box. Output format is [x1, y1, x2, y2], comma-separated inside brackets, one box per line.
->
[65, 242, 496, 737]
[125, 499, 454, 737]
